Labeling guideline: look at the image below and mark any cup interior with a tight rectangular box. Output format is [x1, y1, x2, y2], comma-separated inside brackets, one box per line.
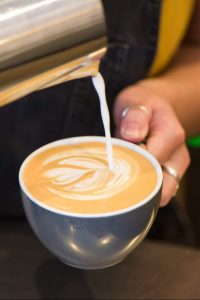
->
[19, 136, 163, 218]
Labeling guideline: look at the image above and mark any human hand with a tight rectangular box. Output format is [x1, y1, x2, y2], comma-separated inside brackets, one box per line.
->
[113, 82, 190, 207]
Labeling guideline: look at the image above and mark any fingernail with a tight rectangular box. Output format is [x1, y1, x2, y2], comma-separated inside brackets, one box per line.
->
[121, 127, 140, 139]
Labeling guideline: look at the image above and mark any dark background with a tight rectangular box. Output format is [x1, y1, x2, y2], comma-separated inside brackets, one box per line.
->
[185, 148, 200, 246]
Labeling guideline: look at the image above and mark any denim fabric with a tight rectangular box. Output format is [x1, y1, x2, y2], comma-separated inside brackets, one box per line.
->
[0, 0, 162, 215]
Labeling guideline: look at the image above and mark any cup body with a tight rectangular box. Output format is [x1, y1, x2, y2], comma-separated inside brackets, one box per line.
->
[19, 136, 162, 269]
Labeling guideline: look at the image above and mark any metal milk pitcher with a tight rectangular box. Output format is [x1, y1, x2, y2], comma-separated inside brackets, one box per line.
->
[0, 0, 106, 106]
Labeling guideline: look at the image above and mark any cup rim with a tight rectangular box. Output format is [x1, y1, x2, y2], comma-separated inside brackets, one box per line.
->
[19, 136, 163, 218]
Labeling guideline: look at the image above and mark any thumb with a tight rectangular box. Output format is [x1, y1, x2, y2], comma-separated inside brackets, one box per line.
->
[119, 106, 151, 143]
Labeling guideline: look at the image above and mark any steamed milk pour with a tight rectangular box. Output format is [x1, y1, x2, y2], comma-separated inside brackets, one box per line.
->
[92, 72, 113, 170]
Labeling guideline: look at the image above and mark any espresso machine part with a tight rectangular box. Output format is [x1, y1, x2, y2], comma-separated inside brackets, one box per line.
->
[0, 0, 106, 107]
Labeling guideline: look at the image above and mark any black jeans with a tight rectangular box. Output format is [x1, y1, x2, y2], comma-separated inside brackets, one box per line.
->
[0, 0, 161, 215]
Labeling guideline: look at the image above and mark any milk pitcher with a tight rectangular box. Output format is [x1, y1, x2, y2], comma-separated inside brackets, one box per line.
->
[0, 0, 106, 106]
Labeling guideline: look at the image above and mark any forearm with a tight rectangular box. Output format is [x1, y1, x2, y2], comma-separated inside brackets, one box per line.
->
[138, 44, 200, 137]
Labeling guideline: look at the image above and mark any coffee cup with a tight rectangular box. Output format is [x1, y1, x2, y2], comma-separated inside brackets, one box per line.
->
[19, 136, 162, 269]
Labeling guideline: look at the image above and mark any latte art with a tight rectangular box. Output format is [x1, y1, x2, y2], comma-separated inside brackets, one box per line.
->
[42, 148, 138, 201]
[22, 141, 157, 214]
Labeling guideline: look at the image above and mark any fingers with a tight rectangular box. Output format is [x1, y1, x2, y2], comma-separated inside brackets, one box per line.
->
[119, 105, 152, 143]
[113, 84, 190, 207]
[146, 104, 186, 164]
[118, 103, 190, 207]
[160, 143, 190, 207]
[115, 91, 185, 164]
[131, 126, 190, 207]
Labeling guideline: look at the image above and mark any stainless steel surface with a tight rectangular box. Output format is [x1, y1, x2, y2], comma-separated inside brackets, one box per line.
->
[0, 0, 107, 107]
[0, 0, 106, 70]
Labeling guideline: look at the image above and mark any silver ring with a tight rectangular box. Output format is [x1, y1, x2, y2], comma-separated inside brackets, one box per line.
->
[121, 105, 149, 118]
[162, 165, 180, 191]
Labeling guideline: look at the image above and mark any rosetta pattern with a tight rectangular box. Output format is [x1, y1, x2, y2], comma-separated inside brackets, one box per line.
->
[42, 148, 139, 201]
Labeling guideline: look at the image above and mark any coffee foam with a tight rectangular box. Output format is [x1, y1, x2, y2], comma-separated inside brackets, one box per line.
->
[22, 141, 157, 214]
[42, 147, 138, 200]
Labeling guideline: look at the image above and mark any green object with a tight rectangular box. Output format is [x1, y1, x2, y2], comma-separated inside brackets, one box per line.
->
[187, 136, 200, 148]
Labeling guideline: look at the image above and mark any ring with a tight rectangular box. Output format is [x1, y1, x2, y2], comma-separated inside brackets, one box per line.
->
[121, 105, 150, 118]
[162, 165, 180, 192]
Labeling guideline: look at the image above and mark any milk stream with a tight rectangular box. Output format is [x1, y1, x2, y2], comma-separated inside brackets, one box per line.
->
[92, 73, 113, 170]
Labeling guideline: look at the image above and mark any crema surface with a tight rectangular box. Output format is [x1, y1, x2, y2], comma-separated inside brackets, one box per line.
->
[23, 142, 157, 214]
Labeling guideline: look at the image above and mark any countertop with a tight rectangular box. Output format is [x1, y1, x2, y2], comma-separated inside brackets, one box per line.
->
[1, 218, 200, 299]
